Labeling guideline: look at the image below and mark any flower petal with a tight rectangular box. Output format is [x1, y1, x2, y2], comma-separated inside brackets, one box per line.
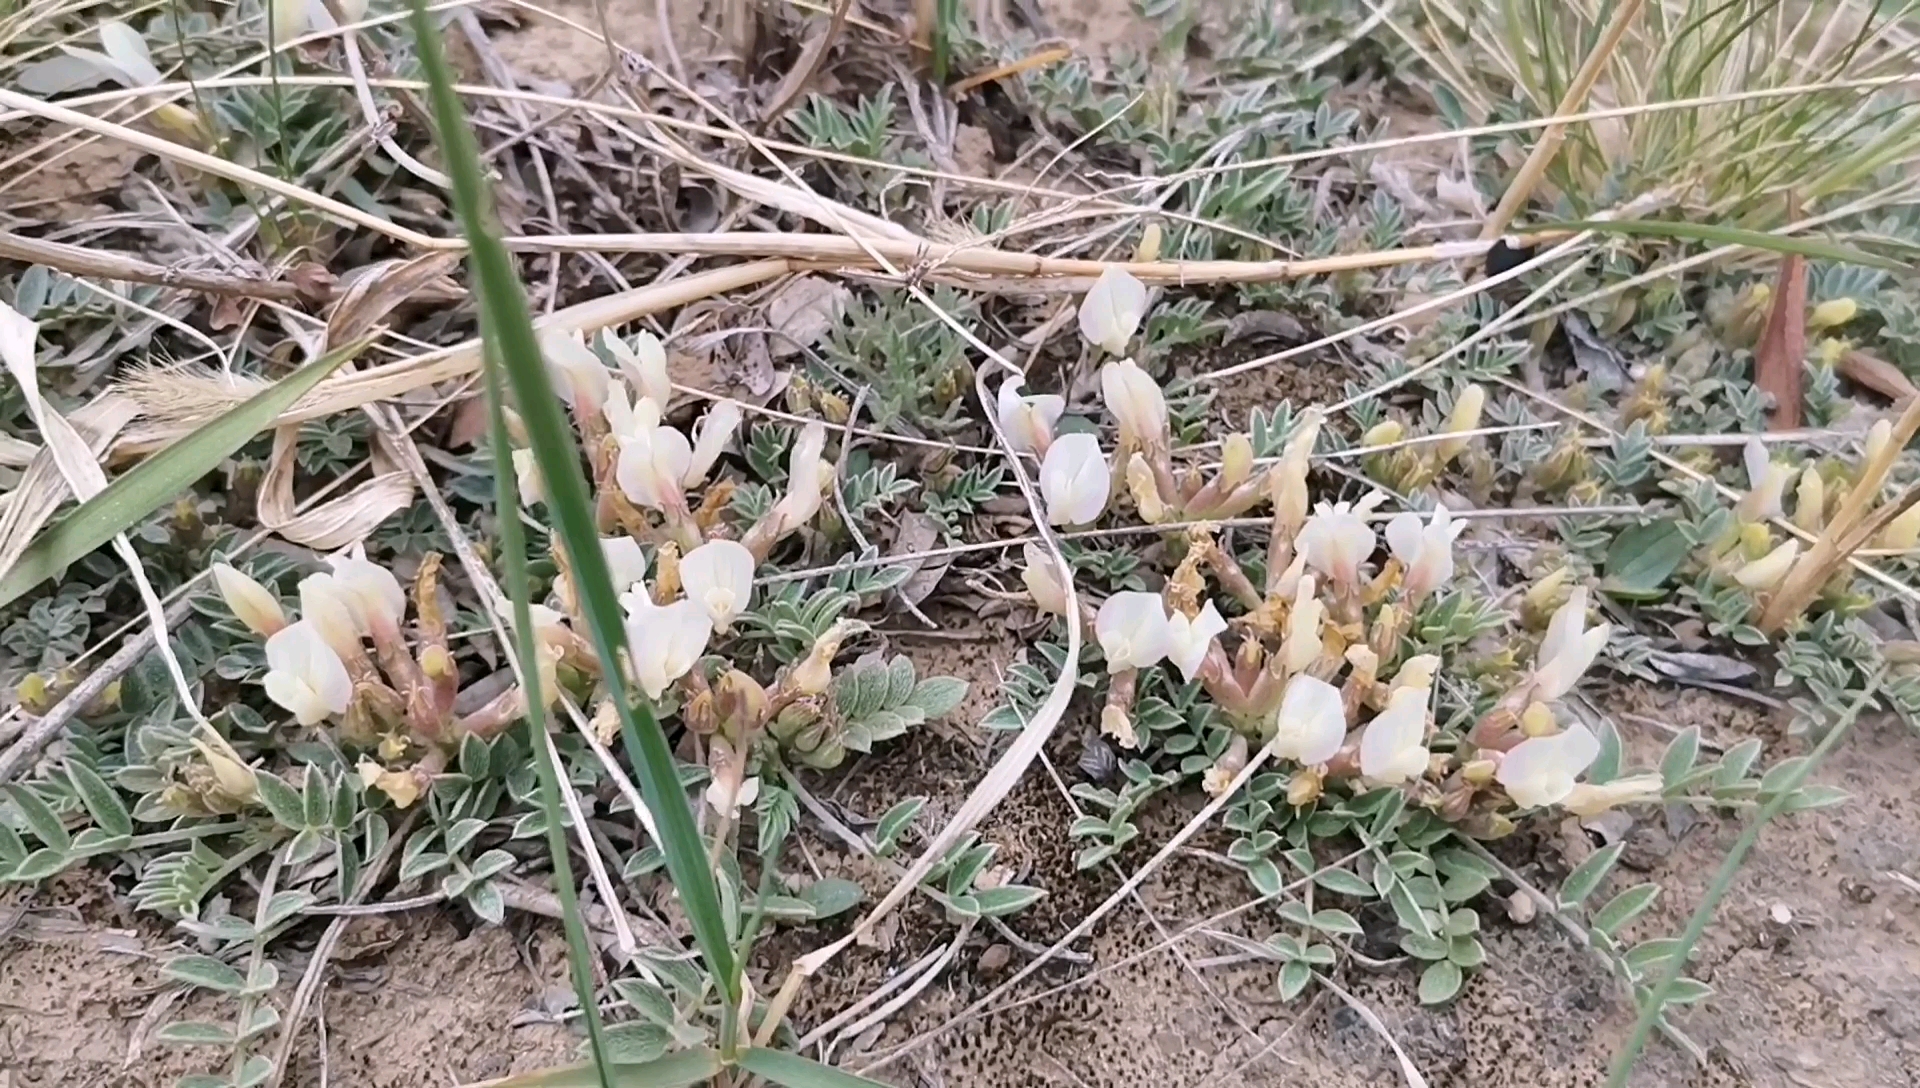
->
[1273, 674, 1345, 765]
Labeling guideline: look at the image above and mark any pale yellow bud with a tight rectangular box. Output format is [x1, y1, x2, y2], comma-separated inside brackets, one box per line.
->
[1460, 758, 1497, 786]
[1219, 433, 1254, 492]
[1792, 467, 1825, 534]
[1878, 502, 1920, 551]
[1519, 701, 1557, 738]
[1285, 768, 1324, 807]
[1362, 419, 1404, 450]
[1126, 452, 1167, 523]
[1134, 222, 1163, 265]
[1734, 539, 1799, 592]
[1435, 384, 1486, 464]
[1809, 298, 1858, 331]
[212, 562, 287, 637]
[1863, 419, 1893, 471]
[191, 733, 258, 803]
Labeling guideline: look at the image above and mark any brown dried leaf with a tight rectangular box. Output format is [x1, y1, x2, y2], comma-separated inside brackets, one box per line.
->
[1839, 348, 1919, 405]
[1754, 252, 1807, 430]
[764, 274, 850, 358]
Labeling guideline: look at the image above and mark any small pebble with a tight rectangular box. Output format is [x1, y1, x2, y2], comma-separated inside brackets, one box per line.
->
[978, 943, 1011, 973]
[1506, 890, 1537, 925]
[1769, 903, 1793, 926]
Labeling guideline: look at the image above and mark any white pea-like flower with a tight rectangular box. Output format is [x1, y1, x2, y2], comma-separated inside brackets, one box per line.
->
[540, 328, 611, 414]
[1095, 591, 1173, 673]
[996, 374, 1064, 456]
[1386, 503, 1465, 604]
[298, 573, 363, 660]
[1020, 542, 1070, 616]
[705, 773, 761, 818]
[512, 448, 545, 506]
[1496, 722, 1601, 808]
[1734, 539, 1799, 592]
[1280, 574, 1324, 674]
[212, 562, 286, 637]
[1039, 432, 1112, 526]
[262, 620, 353, 725]
[1359, 685, 1430, 785]
[1562, 773, 1663, 817]
[1077, 266, 1148, 354]
[327, 544, 405, 633]
[1738, 437, 1790, 522]
[1533, 587, 1610, 700]
[616, 412, 694, 512]
[1165, 600, 1227, 683]
[609, 330, 672, 408]
[1099, 358, 1168, 452]
[1297, 491, 1387, 589]
[621, 591, 712, 699]
[1271, 674, 1346, 766]
[681, 539, 755, 630]
[772, 422, 830, 533]
[684, 401, 742, 487]
[601, 535, 650, 593]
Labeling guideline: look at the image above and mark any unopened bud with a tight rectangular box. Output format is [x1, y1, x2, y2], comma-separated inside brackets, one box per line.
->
[1286, 768, 1323, 807]
[1219, 433, 1254, 492]
[212, 563, 288, 638]
[1519, 701, 1556, 738]
[1134, 222, 1163, 264]
[1521, 567, 1570, 629]
[1434, 384, 1485, 465]
[1809, 297, 1858, 330]
[1460, 758, 1497, 786]
[1792, 467, 1826, 534]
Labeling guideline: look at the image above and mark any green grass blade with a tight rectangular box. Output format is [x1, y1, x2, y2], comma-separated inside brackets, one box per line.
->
[0, 344, 359, 610]
[1532, 218, 1912, 271]
[481, 341, 615, 1087]
[402, 0, 736, 1005]
[738, 1048, 892, 1088]
[462, 1049, 724, 1088]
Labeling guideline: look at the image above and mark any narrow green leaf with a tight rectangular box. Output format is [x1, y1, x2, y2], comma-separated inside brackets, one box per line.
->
[235, 1054, 274, 1088]
[460, 1049, 724, 1088]
[1714, 738, 1763, 788]
[4, 784, 70, 851]
[601, 1023, 670, 1064]
[8, 848, 71, 881]
[1558, 841, 1624, 907]
[1310, 908, 1363, 936]
[801, 877, 865, 919]
[907, 676, 968, 718]
[739, 1047, 894, 1088]
[156, 1020, 235, 1046]
[0, 346, 357, 608]
[971, 885, 1045, 917]
[163, 954, 246, 993]
[1313, 867, 1376, 898]
[1658, 978, 1714, 1005]
[65, 761, 131, 837]
[254, 770, 307, 828]
[404, 0, 734, 1019]
[1533, 219, 1910, 271]
[0, 821, 24, 865]
[1591, 883, 1661, 936]
[1782, 784, 1851, 812]
[1660, 728, 1701, 790]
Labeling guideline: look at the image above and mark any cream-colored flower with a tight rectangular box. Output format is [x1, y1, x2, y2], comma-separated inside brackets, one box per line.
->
[1738, 438, 1790, 522]
[1077, 266, 1148, 354]
[1020, 542, 1070, 616]
[621, 591, 712, 700]
[1297, 491, 1388, 589]
[1385, 503, 1465, 604]
[1734, 539, 1799, 592]
[1270, 411, 1323, 536]
[1792, 466, 1825, 534]
[1496, 722, 1600, 808]
[1095, 591, 1172, 673]
[609, 330, 672, 408]
[1533, 587, 1610, 700]
[1359, 685, 1429, 785]
[1039, 433, 1111, 526]
[681, 539, 755, 630]
[540, 328, 611, 414]
[1125, 452, 1167, 523]
[996, 374, 1064, 456]
[1562, 773, 1663, 817]
[1878, 502, 1920, 551]
[297, 573, 363, 660]
[1434, 383, 1485, 464]
[262, 620, 352, 725]
[601, 535, 650, 593]
[212, 562, 286, 637]
[1165, 601, 1227, 683]
[1100, 704, 1139, 749]
[684, 401, 741, 487]
[615, 407, 694, 513]
[1279, 574, 1324, 674]
[1271, 674, 1346, 766]
[327, 544, 406, 633]
[512, 448, 545, 506]
[772, 422, 830, 534]
[1099, 358, 1168, 452]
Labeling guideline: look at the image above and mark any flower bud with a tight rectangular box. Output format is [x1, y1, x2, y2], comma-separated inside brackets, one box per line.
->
[1078, 267, 1147, 355]
[1286, 767, 1324, 807]
[1877, 502, 1920, 551]
[1809, 297, 1858, 331]
[1100, 358, 1169, 453]
[1219, 433, 1254, 493]
[1434, 383, 1485, 465]
[1100, 704, 1139, 749]
[213, 562, 287, 637]
[1126, 452, 1168, 523]
[1021, 542, 1070, 616]
[1734, 539, 1799, 592]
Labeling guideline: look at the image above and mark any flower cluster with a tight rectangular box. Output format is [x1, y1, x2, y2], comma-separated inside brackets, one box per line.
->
[1011, 268, 1631, 830]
